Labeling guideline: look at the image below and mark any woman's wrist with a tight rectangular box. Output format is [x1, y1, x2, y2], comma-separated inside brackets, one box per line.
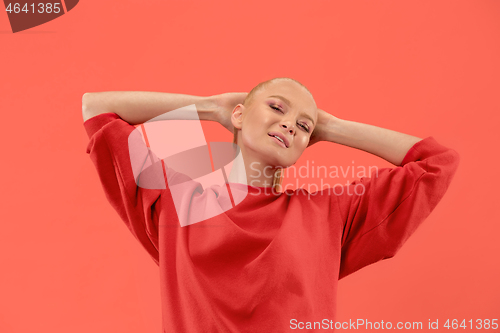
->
[308, 109, 342, 146]
[209, 92, 248, 133]
[323, 115, 344, 144]
[195, 95, 219, 122]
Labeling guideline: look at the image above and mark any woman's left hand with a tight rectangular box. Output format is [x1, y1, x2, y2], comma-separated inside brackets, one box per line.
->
[307, 108, 337, 147]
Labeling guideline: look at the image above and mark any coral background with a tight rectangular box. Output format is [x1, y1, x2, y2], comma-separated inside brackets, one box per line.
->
[1, 0, 498, 331]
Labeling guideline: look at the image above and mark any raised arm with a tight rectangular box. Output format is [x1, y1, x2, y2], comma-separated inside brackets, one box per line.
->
[310, 109, 422, 166]
[81, 91, 221, 124]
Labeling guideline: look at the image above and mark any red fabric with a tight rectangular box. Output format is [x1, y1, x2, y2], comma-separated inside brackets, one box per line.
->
[84, 112, 460, 332]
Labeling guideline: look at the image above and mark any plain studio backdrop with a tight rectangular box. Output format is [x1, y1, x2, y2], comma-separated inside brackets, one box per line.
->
[0, 0, 498, 332]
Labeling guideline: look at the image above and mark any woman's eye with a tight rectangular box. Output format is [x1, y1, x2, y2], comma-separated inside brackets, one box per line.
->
[298, 123, 310, 133]
[270, 103, 310, 133]
[270, 105, 283, 112]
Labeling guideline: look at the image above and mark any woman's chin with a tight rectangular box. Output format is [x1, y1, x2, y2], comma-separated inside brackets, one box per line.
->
[244, 144, 296, 168]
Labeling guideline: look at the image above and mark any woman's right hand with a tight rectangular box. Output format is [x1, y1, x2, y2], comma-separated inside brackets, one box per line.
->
[212, 92, 248, 133]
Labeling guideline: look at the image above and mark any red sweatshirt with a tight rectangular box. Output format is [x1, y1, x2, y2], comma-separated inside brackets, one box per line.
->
[84, 112, 460, 332]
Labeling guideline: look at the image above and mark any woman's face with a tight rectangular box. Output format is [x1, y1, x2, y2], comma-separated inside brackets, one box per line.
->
[232, 80, 318, 168]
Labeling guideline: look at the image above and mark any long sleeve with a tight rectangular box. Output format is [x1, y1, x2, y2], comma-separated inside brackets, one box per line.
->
[334, 136, 460, 280]
[84, 112, 165, 265]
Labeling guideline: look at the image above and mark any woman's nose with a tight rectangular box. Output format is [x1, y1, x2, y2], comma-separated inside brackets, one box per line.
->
[281, 123, 295, 135]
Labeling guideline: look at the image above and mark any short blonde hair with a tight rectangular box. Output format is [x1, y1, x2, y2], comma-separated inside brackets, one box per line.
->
[233, 77, 312, 192]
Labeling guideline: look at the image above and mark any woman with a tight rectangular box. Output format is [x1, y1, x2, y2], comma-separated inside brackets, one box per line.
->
[82, 77, 460, 332]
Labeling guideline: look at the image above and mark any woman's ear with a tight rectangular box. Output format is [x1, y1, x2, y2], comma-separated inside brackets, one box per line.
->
[231, 104, 244, 130]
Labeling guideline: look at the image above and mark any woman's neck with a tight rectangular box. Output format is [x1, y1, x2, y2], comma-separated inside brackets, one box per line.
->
[227, 149, 277, 188]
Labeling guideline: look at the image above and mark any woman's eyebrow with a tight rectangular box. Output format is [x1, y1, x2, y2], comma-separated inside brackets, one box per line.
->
[268, 95, 315, 125]
[300, 112, 315, 126]
[268, 95, 293, 107]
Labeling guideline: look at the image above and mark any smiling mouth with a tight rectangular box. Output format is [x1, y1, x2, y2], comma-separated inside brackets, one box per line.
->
[268, 134, 288, 148]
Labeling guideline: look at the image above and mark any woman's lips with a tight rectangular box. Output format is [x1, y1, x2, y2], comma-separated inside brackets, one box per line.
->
[268, 132, 289, 148]
[269, 134, 287, 148]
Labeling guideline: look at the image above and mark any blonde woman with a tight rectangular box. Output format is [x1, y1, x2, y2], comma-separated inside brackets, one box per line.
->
[82, 77, 459, 332]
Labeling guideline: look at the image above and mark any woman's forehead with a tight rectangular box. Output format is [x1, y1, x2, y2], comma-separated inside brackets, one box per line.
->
[258, 83, 317, 116]
[262, 84, 313, 102]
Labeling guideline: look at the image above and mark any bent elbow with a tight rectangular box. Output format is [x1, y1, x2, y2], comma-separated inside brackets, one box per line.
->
[82, 93, 91, 121]
[428, 148, 461, 179]
[449, 149, 461, 174]
[82, 92, 99, 122]
[439, 148, 461, 182]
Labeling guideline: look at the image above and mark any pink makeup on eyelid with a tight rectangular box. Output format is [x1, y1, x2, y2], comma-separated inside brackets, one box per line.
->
[270, 99, 283, 108]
